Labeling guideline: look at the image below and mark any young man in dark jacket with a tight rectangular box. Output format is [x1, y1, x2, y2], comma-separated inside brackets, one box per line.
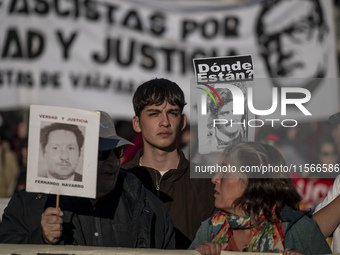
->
[122, 78, 215, 249]
[0, 111, 175, 249]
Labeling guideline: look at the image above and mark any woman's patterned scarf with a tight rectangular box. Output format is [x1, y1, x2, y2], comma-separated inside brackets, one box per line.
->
[211, 207, 284, 252]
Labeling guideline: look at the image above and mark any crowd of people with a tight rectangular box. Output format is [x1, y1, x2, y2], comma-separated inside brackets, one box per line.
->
[0, 119, 27, 197]
[0, 78, 339, 255]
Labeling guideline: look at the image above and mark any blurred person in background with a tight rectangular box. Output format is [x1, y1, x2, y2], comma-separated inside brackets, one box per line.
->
[316, 137, 339, 169]
[0, 134, 19, 197]
[331, 122, 340, 154]
[276, 126, 309, 169]
[292, 137, 338, 211]
[15, 138, 28, 192]
[11, 120, 28, 159]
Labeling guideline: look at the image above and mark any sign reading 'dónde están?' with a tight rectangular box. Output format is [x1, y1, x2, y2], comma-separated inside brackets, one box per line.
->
[194, 55, 254, 84]
[26, 105, 100, 199]
[193, 55, 255, 155]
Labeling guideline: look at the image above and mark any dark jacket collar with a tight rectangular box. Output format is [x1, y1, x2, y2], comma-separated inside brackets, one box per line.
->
[123, 149, 189, 182]
[282, 205, 305, 237]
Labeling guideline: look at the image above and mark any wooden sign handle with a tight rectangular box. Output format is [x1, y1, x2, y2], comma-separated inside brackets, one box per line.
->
[56, 194, 60, 208]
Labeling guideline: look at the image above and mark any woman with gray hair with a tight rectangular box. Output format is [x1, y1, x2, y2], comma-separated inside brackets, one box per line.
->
[189, 142, 331, 255]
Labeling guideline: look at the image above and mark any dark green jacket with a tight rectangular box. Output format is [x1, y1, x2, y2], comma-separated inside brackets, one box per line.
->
[189, 206, 331, 254]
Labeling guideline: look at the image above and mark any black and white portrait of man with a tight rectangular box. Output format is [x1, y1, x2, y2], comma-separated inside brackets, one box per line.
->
[256, 0, 329, 91]
[38, 122, 85, 182]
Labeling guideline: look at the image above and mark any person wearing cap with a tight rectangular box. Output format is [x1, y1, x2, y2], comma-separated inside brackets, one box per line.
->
[312, 112, 340, 253]
[122, 78, 215, 249]
[0, 111, 175, 249]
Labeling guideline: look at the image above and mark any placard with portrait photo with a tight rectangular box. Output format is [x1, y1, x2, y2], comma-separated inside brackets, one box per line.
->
[193, 55, 255, 154]
[26, 105, 100, 199]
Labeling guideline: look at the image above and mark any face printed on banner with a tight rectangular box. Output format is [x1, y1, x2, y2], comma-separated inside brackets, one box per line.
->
[257, 0, 328, 88]
[43, 130, 80, 180]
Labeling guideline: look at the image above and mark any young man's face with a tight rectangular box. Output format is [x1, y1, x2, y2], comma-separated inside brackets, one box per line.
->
[133, 101, 186, 151]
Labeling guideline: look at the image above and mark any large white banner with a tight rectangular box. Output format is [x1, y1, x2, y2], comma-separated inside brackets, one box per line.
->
[0, 0, 338, 119]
